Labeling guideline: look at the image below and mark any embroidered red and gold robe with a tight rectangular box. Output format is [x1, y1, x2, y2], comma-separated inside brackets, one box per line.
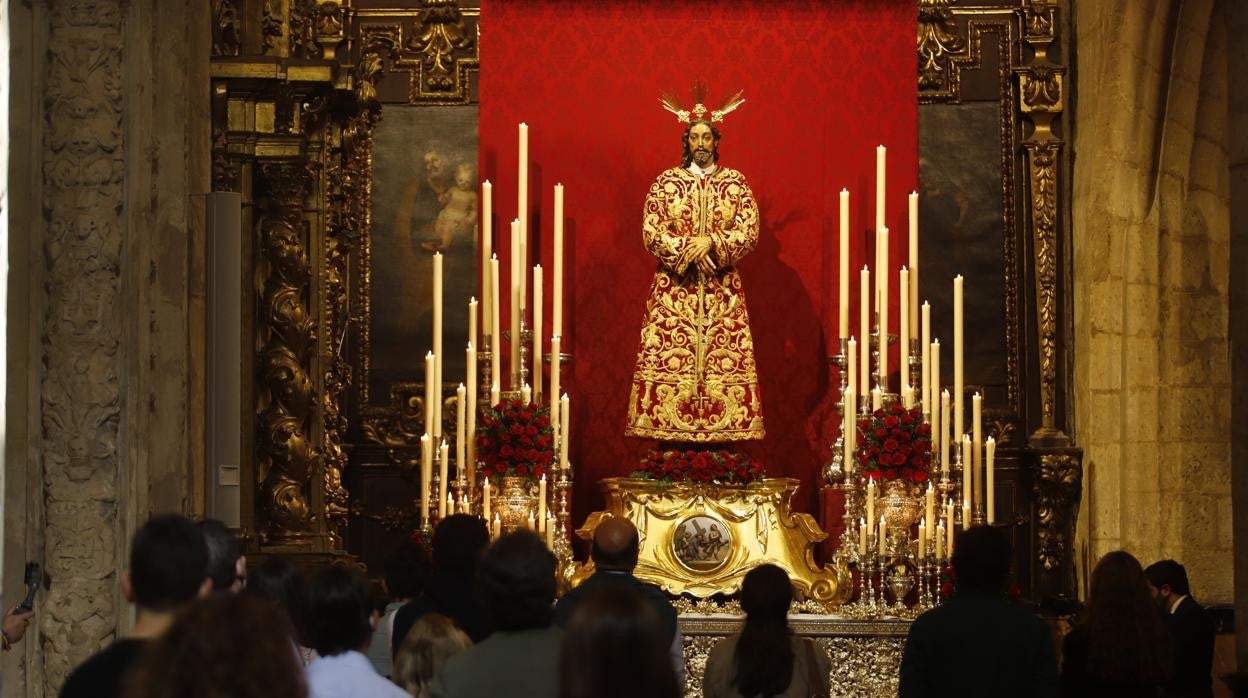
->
[625, 165, 765, 442]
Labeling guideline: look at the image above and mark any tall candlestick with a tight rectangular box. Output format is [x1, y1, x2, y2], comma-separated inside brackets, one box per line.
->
[843, 387, 855, 473]
[424, 352, 435, 438]
[953, 275, 964, 445]
[962, 435, 973, 513]
[553, 184, 565, 337]
[420, 434, 431, 524]
[925, 483, 936, 534]
[866, 478, 876, 534]
[972, 393, 983, 509]
[847, 337, 858, 397]
[899, 267, 909, 391]
[438, 440, 449, 517]
[860, 266, 870, 396]
[490, 256, 501, 391]
[939, 388, 950, 472]
[510, 220, 521, 388]
[875, 145, 886, 233]
[908, 191, 919, 336]
[481, 181, 492, 345]
[839, 188, 850, 339]
[986, 436, 996, 524]
[878, 227, 889, 389]
[518, 123, 529, 310]
[921, 303, 931, 409]
[433, 253, 444, 442]
[549, 336, 562, 433]
[532, 264, 543, 402]
[468, 298, 478, 363]
[559, 394, 570, 473]
[537, 474, 547, 530]
[466, 343, 477, 488]
[455, 384, 466, 483]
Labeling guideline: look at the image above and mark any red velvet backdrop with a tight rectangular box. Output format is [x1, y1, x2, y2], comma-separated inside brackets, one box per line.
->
[480, 0, 917, 523]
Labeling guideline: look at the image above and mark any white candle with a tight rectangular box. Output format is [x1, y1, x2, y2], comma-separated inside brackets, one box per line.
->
[537, 474, 547, 529]
[482, 479, 491, 522]
[521, 383, 531, 406]
[455, 384, 466, 486]
[946, 500, 955, 554]
[518, 123, 529, 310]
[847, 336, 858, 398]
[962, 435, 973, 514]
[878, 515, 887, 555]
[859, 517, 868, 558]
[490, 381, 500, 407]
[962, 498, 971, 532]
[899, 266, 909, 392]
[926, 483, 936, 534]
[559, 394, 570, 473]
[438, 440, 449, 517]
[878, 227, 889, 389]
[549, 336, 562, 432]
[921, 303, 931, 410]
[446, 492, 456, 516]
[902, 385, 913, 409]
[545, 513, 556, 548]
[424, 352, 436, 438]
[953, 275, 964, 445]
[935, 520, 945, 560]
[553, 184, 565, 337]
[972, 393, 983, 508]
[839, 188, 850, 339]
[481, 181, 492, 346]
[510, 221, 521, 389]
[866, 478, 876, 534]
[986, 437, 996, 524]
[526, 510, 535, 531]
[461, 493, 469, 516]
[939, 388, 950, 472]
[875, 145, 886, 233]
[843, 387, 855, 474]
[908, 191, 919, 336]
[433, 253, 443, 442]
[466, 343, 477, 489]
[918, 517, 927, 557]
[872, 387, 882, 412]
[468, 298, 478, 362]
[492, 512, 501, 539]
[490, 256, 501, 389]
[420, 434, 431, 524]
[532, 264, 543, 402]
[860, 266, 870, 398]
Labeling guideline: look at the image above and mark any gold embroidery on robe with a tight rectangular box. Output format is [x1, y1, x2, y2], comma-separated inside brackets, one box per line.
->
[625, 165, 764, 442]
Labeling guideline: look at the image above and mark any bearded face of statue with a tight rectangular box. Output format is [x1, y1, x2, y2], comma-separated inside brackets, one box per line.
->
[683, 120, 720, 168]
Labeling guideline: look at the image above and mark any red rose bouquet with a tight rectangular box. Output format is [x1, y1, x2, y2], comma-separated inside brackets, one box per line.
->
[856, 403, 933, 483]
[633, 448, 765, 484]
[476, 399, 555, 479]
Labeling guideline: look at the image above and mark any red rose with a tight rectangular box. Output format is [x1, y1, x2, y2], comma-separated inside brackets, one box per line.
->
[884, 416, 899, 427]
[510, 424, 524, 435]
[892, 403, 906, 415]
[527, 449, 541, 463]
[499, 445, 514, 458]
[901, 413, 914, 425]
[519, 410, 533, 422]
[537, 415, 551, 428]
[884, 439, 899, 452]
[918, 423, 932, 434]
[534, 466, 545, 478]
[859, 419, 873, 432]
[516, 464, 529, 476]
[914, 470, 929, 483]
[525, 425, 538, 436]
[494, 463, 506, 474]
[875, 428, 888, 439]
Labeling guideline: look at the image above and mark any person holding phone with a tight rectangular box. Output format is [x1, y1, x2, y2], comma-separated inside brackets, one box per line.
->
[1, 604, 34, 651]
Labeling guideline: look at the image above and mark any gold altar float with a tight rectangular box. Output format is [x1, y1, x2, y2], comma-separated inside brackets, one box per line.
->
[571, 478, 851, 603]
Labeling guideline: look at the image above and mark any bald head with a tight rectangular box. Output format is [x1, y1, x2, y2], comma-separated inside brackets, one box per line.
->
[592, 518, 640, 571]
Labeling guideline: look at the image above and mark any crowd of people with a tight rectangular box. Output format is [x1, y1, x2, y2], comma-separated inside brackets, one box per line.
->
[35, 512, 1218, 698]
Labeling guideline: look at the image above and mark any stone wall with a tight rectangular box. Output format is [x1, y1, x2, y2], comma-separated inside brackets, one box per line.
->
[1072, 0, 1232, 602]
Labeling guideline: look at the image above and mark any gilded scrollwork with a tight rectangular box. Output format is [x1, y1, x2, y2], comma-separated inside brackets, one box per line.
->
[1021, 65, 1063, 112]
[412, 0, 473, 92]
[1026, 142, 1060, 432]
[917, 0, 968, 96]
[1034, 453, 1081, 571]
[354, 7, 479, 106]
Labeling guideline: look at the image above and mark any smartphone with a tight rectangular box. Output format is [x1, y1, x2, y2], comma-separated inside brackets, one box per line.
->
[15, 562, 39, 614]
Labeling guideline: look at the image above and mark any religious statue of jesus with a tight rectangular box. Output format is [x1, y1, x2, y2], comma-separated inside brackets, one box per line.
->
[624, 88, 764, 443]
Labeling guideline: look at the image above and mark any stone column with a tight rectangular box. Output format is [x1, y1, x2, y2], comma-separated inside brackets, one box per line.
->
[1228, 0, 1248, 673]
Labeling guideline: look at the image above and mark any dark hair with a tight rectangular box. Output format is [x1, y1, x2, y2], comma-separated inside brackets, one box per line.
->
[590, 531, 639, 571]
[125, 594, 307, 698]
[393, 613, 472, 696]
[680, 119, 721, 168]
[433, 514, 491, 576]
[479, 530, 557, 631]
[306, 563, 374, 656]
[385, 538, 434, 600]
[129, 514, 209, 612]
[1144, 559, 1191, 597]
[558, 586, 679, 698]
[951, 525, 1011, 592]
[243, 556, 310, 646]
[733, 564, 795, 697]
[1084, 551, 1175, 684]
[198, 518, 242, 591]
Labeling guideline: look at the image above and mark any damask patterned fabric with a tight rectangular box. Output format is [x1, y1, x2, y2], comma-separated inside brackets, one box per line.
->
[626, 166, 765, 441]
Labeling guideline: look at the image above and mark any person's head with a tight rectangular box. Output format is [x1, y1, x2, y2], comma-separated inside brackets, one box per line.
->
[306, 563, 376, 657]
[590, 518, 639, 572]
[1144, 559, 1192, 608]
[479, 530, 557, 631]
[681, 119, 721, 168]
[1084, 550, 1175, 684]
[123, 514, 211, 613]
[125, 594, 306, 698]
[733, 564, 796, 697]
[393, 613, 473, 698]
[557, 586, 679, 698]
[433, 514, 491, 577]
[423, 148, 446, 177]
[243, 555, 310, 645]
[951, 525, 1012, 593]
[384, 538, 434, 602]
[198, 518, 245, 593]
[454, 162, 475, 190]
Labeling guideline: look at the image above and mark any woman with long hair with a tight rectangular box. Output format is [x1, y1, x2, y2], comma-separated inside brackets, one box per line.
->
[392, 613, 472, 697]
[242, 555, 317, 665]
[1060, 550, 1175, 697]
[558, 585, 681, 698]
[703, 564, 830, 697]
[125, 594, 307, 698]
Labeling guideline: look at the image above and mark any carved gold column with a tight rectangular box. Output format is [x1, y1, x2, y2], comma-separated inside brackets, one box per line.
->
[1018, 0, 1082, 598]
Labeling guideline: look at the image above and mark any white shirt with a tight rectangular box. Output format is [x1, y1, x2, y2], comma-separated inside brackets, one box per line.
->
[686, 161, 717, 177]
[306, 650, 409, 698]
[1169, 594, 1188, 614]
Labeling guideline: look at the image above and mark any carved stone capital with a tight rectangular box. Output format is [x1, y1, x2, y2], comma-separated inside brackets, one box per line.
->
[1031, 449, 1083, 597]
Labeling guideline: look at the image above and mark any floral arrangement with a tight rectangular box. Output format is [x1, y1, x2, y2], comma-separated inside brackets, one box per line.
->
[476, 399, 555, 479]
[857, 403, 933, 483]
[633, 448, 765, 484]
